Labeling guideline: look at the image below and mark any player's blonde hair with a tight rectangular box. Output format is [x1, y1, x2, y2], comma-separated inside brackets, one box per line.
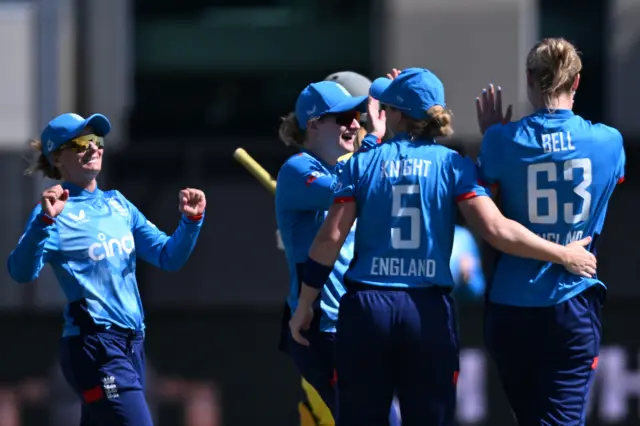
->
[24, 139, 62, 179]
[526, 38, 582, 108]
[401, 105, 454, 140]
[279, 112, 306, 147]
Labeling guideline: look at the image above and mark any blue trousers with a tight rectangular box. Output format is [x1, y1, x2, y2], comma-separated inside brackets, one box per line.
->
[484, 285, 604, 426]
[335, 283, 459, 426]
[60, 327, 153, 426]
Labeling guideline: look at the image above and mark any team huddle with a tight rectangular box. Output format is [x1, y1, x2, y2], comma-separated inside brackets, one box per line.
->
[277, 37, 624, 426]
[5, 37, 624, 426]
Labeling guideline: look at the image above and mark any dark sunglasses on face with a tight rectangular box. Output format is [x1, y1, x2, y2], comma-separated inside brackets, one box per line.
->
[326, 111, 361, 127]
[62, 134, 104, 153]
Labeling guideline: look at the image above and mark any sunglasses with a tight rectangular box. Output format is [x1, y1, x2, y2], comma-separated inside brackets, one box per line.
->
[62, 134, 104, 153]
[326, 111, 361, 127]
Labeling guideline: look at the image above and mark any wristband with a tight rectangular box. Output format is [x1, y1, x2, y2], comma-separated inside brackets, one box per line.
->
[40, 214, 55, 225]
[301, 257, 333, 289]
[186, 213, 203, 221]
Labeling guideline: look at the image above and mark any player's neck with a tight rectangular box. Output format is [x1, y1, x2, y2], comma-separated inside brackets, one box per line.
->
[535, 93, 574, 111]
[304, 142, 339, 166]
[63, 178, 98, 192]
[314, 150, 338, 166]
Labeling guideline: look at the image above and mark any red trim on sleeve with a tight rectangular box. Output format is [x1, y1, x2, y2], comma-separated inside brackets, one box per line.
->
[376, 137, 382, 144]
[82, 386, 104, 403]
[617, 176, 625, 184]
[187, 214, 203, 221]
[41, 214, 54, 225]
[453, 370, 460, 386]
[455, 192, 478, 203]
[591, 356, 599, 370]
[334, 196, 355, 204]
[305, 176, 318, 186]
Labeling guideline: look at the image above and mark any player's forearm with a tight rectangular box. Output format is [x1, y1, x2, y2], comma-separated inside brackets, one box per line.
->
[7, 215, 51, 283]
[301, 241, 341, 296]
[308, 238, 342, 267]
[482, 218, 568, 264]
[156, 214, 205, 271]
[297, 284, 321, 309]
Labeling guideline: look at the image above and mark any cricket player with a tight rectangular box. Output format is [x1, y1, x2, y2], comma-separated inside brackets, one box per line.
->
[7, 113, 206, 426]
[290, 71, 403, 426]
[476, 38, 625, 425]
[276, 79, 395, 426]
[290, 67, 597, 426]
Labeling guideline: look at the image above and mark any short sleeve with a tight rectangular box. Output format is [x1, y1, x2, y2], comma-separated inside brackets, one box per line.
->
[276, 154, 338, 211]
[477, 124, 504, 185]
[451, 153, 489, 203]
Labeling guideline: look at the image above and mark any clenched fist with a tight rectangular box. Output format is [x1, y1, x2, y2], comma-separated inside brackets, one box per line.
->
[41, 185, 69, 218]
[178, 188, 206, 217]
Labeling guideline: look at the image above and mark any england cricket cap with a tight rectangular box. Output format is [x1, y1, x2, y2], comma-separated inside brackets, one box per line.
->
[294, 81, 367, 130]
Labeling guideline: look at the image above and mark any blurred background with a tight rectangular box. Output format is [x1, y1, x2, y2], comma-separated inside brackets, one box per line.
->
[0, 0, 639, 425]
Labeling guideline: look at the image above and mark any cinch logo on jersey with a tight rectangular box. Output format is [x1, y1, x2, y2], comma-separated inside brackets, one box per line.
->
[88, 233, 135, 261]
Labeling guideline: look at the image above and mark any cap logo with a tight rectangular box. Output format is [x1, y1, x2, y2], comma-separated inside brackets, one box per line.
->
[335, 84, 351, 97]
[47, 140, 54, 153]
[396, 95, 404, 104]
[306, 104, 317, 116]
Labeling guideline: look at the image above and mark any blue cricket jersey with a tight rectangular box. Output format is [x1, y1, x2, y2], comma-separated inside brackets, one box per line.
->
[478, 109, 625, 307]
[335, 137, 488, 289]
[275, 135, 380, 332]
[7, 183, 204, 336]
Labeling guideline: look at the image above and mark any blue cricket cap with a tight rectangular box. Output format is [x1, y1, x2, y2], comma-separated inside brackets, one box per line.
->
[369, 68, 446, 120]
[294, 81, 367, 130]
[41, 113, 111, 163]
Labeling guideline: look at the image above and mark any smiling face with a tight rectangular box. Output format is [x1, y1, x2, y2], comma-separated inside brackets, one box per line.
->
[306, 110, 361, 160]
[52, 126, 104, 185]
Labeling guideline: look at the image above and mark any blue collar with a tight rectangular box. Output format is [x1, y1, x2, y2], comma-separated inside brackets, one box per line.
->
[300, 148, 336, 169]
[534, 108, 574, 117]
[390, 132, 410, 140]
[62, 182, 102, 200]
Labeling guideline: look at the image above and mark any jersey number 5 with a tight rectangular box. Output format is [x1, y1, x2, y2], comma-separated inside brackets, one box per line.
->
[391, 184, 421, 249]
[527, 158, 592, 224]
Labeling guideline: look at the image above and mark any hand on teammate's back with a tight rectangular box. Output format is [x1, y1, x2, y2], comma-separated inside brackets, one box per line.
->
[561, 237, 597, 278]
[41, 185, 69, 218]
[475, 83, 513, 135]
[178, 188, 206, 216]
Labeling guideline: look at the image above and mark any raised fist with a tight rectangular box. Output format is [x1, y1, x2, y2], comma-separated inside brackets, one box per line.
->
[41, 185, 69, 218]
[178, 188, 206, 217]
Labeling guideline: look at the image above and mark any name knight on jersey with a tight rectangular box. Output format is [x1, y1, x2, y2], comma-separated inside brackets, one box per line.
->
[371, 257, 436, 278]
[382, 159, 432, 179]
